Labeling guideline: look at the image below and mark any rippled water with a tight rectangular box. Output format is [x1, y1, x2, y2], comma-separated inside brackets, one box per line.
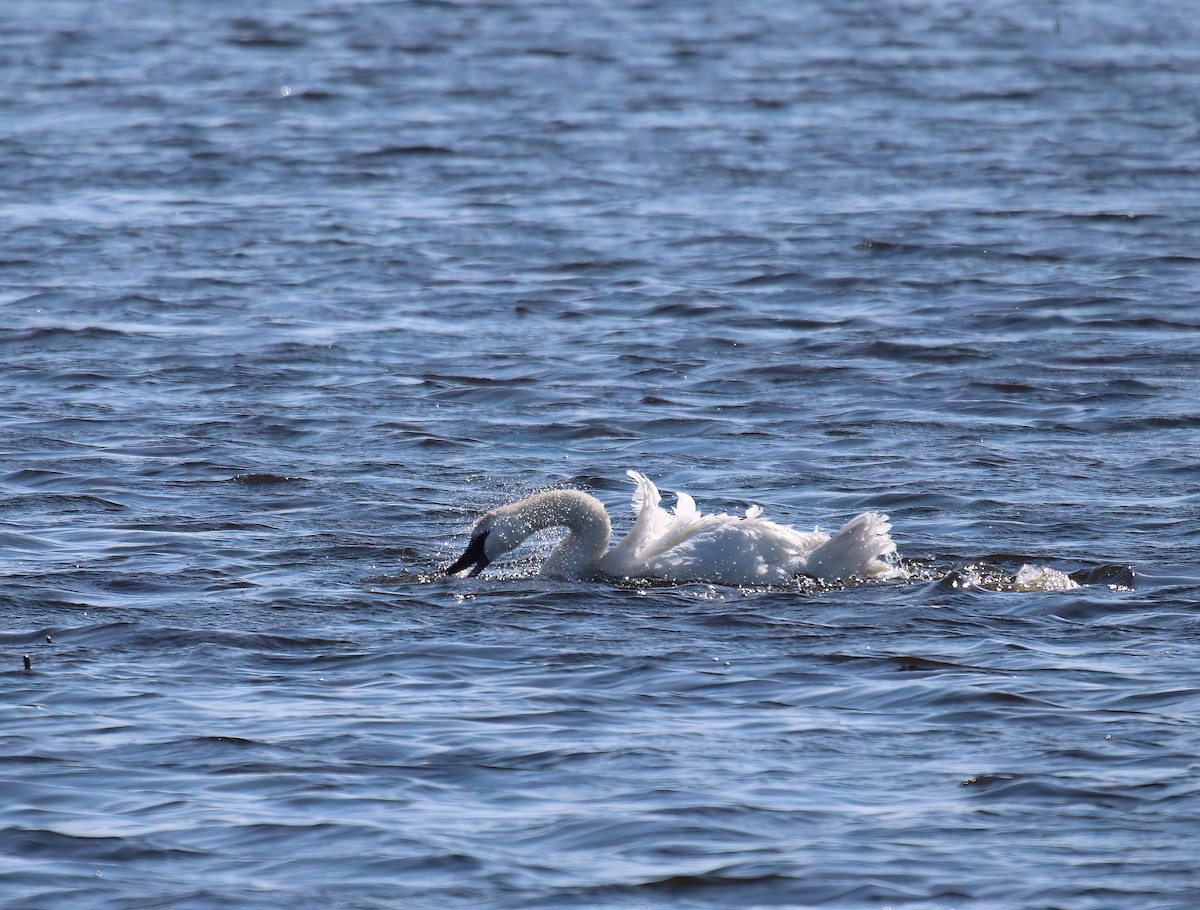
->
[3, 1, 1200, 907]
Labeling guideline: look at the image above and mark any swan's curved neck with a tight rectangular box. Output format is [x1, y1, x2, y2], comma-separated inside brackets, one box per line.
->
[504, 489, 612, 577]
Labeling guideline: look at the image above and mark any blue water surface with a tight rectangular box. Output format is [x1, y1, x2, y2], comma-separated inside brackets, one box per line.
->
[3, 1, 1199, 907]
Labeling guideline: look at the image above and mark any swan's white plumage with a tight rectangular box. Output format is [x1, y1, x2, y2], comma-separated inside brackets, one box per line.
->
[448, 471, 905, 585]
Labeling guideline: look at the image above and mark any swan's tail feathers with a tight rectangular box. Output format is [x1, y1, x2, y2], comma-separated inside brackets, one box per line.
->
[803, 512, 907, 582]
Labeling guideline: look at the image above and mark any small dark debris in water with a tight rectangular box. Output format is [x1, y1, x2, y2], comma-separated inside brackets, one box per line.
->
[23, 654, 32, 671]
[229, 473, 303, 486]
[960, 773, 1016, 788]
[855, 238, 915, 254]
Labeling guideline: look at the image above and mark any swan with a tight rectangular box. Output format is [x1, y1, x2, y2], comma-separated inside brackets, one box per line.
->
[446, 471, 906, 585]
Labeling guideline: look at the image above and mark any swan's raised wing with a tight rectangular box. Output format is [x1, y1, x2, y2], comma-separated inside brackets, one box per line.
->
[599, 471, 703, 576]
[600, 473, 805, 583]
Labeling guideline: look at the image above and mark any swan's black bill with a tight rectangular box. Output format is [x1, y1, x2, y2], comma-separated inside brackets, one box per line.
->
[446, 531, 490, 577]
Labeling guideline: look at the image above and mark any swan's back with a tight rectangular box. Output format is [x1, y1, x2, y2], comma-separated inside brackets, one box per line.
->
[598, 471, 903, 585]
[646, 512, 829, 585]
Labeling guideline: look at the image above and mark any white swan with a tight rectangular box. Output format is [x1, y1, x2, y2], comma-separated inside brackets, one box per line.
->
[446, 471, 906, 585]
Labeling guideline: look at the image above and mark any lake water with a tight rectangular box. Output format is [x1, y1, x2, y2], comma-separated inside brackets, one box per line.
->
[3, 1, 1199, 907]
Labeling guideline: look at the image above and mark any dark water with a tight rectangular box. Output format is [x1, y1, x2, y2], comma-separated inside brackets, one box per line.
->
[3, 1, 1200, 907]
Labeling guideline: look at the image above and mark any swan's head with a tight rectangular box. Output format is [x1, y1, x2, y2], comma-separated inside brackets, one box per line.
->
[445, 489, 612, 578]
[444, 508, 526, 577]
